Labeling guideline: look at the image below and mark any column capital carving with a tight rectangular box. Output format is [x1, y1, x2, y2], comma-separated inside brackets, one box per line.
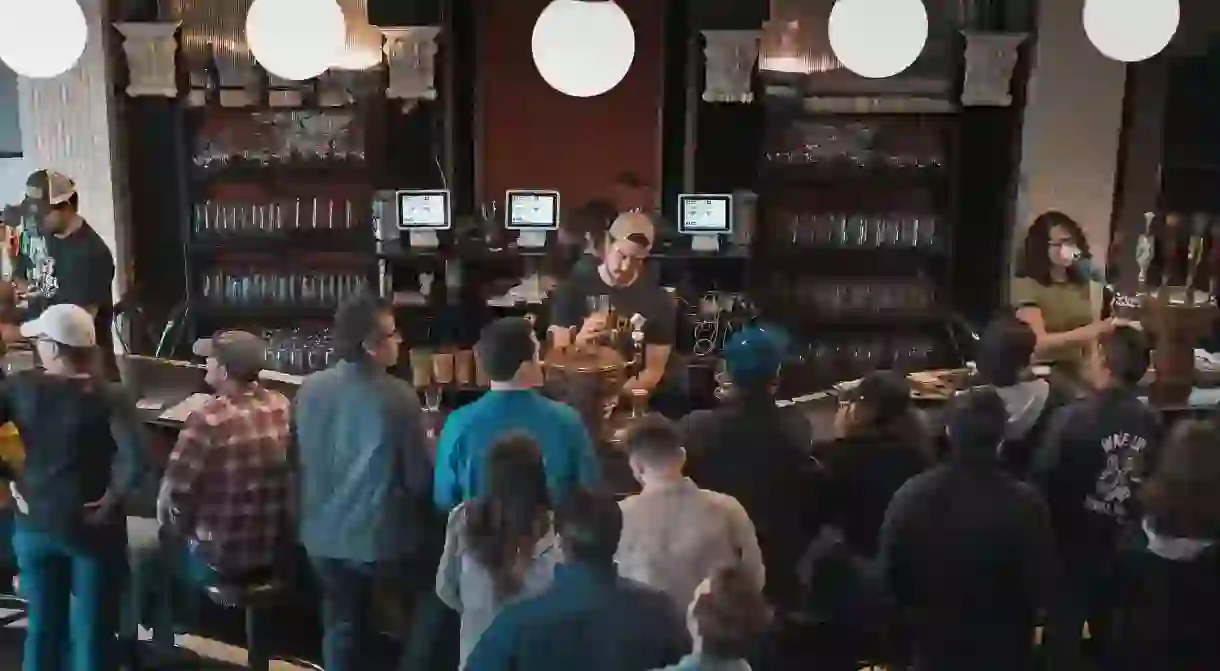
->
[701, 30, 761, 104]
[113, 21, 181, 98]
[960, 30, 1028, 107]
[382, 26, 441, 102]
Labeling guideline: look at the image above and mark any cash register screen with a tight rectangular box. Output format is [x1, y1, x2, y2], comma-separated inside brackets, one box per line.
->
[505, 190, 560, 230]
[397, 190, 451, 230]
[678, 194, 733, 234]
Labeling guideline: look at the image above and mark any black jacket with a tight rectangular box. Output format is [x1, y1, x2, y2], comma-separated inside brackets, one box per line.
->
[679, 393, 815, 607]
[879, 462, 1058, 671]
[818, 432, 931, 558]
[1032, 386, 1161, 572]
[1110, 524, 1220, 670]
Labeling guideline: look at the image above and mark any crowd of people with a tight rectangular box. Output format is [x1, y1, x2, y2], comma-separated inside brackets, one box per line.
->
[0, 182, 1217, 670]
[5, 290, 1220, 671]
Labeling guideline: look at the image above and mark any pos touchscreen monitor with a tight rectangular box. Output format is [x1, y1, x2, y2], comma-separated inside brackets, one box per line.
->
[396, 189, 452, 230]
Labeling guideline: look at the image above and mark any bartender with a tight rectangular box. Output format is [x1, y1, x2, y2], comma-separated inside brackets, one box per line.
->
[1013, 211, 1118, 373]
[550, 212, 675, 395]
[0, 171, 117, 377]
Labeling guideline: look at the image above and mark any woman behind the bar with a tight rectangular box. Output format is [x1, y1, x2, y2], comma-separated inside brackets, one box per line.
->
[436, 434, 559, 669]
[2, 305, 146, 671]
[1013, 211, 1116, 372]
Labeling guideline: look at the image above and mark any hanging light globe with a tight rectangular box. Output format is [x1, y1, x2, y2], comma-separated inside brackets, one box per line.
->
[246, 0, 347, 81]
[531, 0, 635, 98]
[0, 0, 88, 79]
[829, 0, 928, 79]
[1083, 0, 1179, 63]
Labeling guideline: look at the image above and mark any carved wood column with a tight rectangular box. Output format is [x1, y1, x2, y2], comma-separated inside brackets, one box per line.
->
[17, 0, 129, 297]
[382, 27, 441, 103]
[114, 21, 181, 98]
[960, 31, 1027, 107]
[701, 30, 761, 103]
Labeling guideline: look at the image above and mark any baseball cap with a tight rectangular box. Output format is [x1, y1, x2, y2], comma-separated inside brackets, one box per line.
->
[608, 212, 655, 249]
[25, 170, 76, 207]
[193, 331, 267, 375]
[20, 304, 96, 347]
[723, 323, 790, 385]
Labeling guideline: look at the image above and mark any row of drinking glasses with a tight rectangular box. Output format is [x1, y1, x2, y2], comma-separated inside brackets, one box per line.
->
[192, 198, 366, 239]
[779, 211, 941, 249]
[778, 279, 936, 315]
[263, 328, 336, 375]
[200, 270, 369, 308]
[764, 121, 945, 170]
[193, 111, 366, 170]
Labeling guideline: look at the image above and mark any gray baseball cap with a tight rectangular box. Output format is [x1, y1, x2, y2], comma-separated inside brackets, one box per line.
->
[193, 330, 266, 375]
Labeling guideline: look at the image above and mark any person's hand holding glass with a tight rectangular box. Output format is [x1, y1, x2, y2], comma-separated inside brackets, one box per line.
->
[576, 295, 611, 347]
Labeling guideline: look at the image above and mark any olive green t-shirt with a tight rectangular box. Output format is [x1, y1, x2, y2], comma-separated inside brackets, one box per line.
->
[1011, 276, 1094, 365]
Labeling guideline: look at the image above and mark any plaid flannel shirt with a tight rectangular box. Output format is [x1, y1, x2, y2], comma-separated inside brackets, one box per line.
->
[159, 385, 292, 573]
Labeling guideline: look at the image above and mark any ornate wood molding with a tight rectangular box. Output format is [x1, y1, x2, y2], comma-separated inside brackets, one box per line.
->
[382, 27, 442, 102]
[702, 30, 761, 103]
[113, 21, 182, 98]
[961, 31, 1028, 107]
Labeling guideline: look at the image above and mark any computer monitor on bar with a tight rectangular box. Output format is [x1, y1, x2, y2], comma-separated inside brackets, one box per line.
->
[505, 189, 560, 249]
[396, 189, 451, 248]
[677, 193, 733, 253]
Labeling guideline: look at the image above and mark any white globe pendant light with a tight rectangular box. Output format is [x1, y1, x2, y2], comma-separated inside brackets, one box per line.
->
[829, 0, 928, 79]
[532, 0, 636, 98]
[1083, 0, 1179, 63]
[246, 0, 347, 81]
[0, 0, 88, 79]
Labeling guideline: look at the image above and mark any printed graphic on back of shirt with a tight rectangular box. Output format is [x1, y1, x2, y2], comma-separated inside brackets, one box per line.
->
[1085, 431, 1149, 520]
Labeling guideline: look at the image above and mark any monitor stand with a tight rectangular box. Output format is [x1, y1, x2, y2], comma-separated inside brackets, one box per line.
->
[408, 230, 440, 248]
[518, 230, 548, 249]
[689, 234, 721, 253]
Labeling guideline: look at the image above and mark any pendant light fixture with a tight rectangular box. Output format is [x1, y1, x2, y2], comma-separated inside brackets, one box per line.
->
[828, 0, 928, 79]
[1083, 0, 1179, 63]
[531, 0, 636, 98]
[332, 0, 384, 70]
[0, 0, 88, 79]
[246, 0, 347, 81]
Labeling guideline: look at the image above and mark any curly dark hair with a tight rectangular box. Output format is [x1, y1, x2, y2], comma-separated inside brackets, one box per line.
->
[692, 564, 773, 660]
[464, 434, 551, 599]
[1016, 211, 1090, 286]
[1142, 420, 1220, 540]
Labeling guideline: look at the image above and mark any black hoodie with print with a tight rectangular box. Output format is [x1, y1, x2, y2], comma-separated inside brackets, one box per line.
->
[1032, 386, 1162, 572]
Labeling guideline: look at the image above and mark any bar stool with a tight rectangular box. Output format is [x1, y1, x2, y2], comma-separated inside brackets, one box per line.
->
[202, 571, 322, 671]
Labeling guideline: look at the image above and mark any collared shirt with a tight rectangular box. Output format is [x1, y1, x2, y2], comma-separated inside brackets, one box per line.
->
[616, 477, 765, 611]
[294, 359, 432, 562]
[160, 384, 292, 572]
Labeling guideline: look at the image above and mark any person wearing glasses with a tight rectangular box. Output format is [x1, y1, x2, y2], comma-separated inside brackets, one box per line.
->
[293, 295, 435, 671]
[1013, 211, 1118, 374]
[549, 212, 675, 398]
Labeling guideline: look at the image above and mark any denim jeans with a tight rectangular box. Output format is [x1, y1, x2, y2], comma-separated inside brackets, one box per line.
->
[310, 554, 449, 671]
[13, 519, 127, 671]
[126, 526, 217, 650]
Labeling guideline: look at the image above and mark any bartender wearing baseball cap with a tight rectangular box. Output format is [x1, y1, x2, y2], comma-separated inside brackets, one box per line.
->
[2, 170, 117, 378]
[550, 212, 676, 396]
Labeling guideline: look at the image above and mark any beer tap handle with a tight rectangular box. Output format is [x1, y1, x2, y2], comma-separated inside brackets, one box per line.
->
[1210, 223, 1220, 298]
[1187, 214, 1209, 302]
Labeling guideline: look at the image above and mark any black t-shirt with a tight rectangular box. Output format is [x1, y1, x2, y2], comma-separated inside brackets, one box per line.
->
[34, 221, 116, 373]
[550, 262, 675, 357]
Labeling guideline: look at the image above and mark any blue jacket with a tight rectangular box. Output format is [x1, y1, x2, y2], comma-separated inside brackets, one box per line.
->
[466, 562, 691, 671]
[432, 388, 599, 512]
[293, 360, 432, 562]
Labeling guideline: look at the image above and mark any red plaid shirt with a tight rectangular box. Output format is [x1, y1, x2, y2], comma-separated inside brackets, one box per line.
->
[160, 385, 292, 572]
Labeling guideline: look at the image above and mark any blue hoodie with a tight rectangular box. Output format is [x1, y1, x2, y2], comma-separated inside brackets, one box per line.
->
[433, 388, 599, 512]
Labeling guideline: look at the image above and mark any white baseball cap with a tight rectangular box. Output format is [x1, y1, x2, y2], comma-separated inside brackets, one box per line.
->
[20, 304, 96, 347]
